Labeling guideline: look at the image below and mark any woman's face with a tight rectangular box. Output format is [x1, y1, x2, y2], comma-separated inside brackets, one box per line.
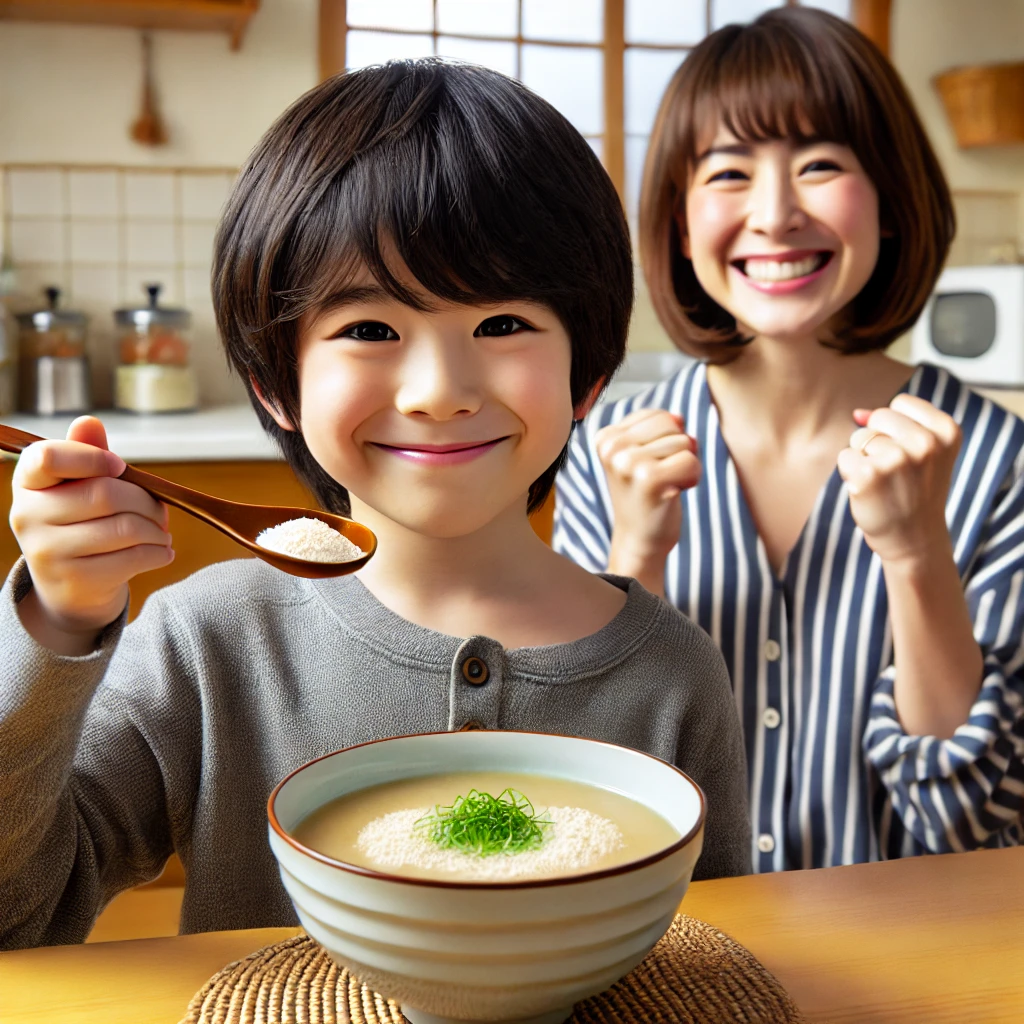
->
[680, 124, 881, 343]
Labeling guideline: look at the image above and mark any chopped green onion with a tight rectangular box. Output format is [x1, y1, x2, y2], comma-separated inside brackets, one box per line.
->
[414, 789, 551, 857]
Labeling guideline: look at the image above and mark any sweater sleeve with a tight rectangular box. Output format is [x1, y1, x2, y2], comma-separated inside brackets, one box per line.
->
[863, 461, 1024, 854]
[553, 417, 613, 573]
[0, 560, 196, 949]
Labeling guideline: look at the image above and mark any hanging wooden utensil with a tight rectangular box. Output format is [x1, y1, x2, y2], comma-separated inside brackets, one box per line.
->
[130, 31, 168, 146]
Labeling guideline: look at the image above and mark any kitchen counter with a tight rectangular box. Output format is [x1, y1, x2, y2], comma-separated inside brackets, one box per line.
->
[1, 405, 279, 462]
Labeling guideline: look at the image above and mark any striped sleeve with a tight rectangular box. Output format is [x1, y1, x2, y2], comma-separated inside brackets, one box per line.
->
[864, 447, 1024, 854]
[553, 418, 613, 573]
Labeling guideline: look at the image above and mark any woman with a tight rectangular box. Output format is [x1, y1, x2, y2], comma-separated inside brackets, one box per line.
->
[554, 7, 1024, 871]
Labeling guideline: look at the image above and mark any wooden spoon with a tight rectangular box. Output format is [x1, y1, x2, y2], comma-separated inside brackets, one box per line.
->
[0, 424, 376, 579]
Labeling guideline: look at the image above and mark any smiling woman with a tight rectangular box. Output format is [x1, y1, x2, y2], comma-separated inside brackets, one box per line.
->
[555, 6, 1024, 875]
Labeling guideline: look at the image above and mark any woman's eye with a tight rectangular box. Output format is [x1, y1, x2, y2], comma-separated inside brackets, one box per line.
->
[339, 321, 399, 342]
[474, 315, 533, 338]
[706, 168, 749, 184]
[800, 159, 841, 174]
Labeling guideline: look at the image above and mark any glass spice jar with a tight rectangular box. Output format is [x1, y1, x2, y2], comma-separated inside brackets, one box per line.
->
[16, 287, 91, 415]
[114, 284, 198, 413]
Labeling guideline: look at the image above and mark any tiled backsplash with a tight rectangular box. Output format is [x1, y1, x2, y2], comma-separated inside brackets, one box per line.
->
[2, 167, 1022, 408]
[0, 164, 247, 408]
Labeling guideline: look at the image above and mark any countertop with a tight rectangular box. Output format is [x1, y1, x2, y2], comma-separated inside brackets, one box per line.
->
[0, 405, 280, 462]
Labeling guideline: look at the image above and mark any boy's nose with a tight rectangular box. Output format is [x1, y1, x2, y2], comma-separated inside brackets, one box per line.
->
[746, 167, 807, 238]
[394, 340, 483, 420]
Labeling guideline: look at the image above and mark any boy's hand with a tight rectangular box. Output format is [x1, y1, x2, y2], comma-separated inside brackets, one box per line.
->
[10, 416, 174, 652]
[595, 409, 701, 595]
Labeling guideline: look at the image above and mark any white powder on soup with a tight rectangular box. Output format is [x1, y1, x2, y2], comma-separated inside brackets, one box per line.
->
[256, 517, 362, 563]
[356, 805, 625, 881]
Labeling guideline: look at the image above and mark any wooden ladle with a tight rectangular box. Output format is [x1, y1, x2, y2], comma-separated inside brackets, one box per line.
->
[0, 424, 376, 579]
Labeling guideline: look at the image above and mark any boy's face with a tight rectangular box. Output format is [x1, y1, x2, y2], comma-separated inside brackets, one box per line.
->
[275, 269, 579, 539]
[680, 124, 880, 343]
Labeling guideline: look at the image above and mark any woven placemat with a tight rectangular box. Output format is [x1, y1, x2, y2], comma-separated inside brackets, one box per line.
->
[179, 915, 807, 1024]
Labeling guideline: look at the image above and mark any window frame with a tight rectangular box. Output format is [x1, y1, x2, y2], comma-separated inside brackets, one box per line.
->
[317, 0, 891, 203]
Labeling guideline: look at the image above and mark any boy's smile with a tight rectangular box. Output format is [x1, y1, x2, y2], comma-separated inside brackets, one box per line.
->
[368, 438, 510, 466]
[681, 127, 879, 343]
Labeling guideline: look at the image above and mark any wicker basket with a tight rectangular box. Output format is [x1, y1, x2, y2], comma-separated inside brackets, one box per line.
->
[934, 62, 1024, 148]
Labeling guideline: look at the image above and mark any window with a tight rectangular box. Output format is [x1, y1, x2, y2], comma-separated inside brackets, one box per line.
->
[321, 1, 854, 230]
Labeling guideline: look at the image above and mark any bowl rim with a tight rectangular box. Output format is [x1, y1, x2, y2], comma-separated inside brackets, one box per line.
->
[267, 729, 706, 890]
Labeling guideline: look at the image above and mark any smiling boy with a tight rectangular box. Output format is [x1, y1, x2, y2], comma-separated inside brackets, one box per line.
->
[0, 60, 749, 949]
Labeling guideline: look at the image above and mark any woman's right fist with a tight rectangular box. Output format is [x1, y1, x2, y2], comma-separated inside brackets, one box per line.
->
[10, 416, 174, 648]
[595, 409, 701, 593]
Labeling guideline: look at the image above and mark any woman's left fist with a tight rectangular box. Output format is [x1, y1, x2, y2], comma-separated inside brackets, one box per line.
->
[837, 394, 961, 566]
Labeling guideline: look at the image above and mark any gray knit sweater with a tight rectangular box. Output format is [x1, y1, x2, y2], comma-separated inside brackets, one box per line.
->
[0, 558, 750, 949]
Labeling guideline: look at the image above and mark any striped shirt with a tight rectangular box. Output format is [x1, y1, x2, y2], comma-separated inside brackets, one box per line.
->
[555, 361, 1024, 872]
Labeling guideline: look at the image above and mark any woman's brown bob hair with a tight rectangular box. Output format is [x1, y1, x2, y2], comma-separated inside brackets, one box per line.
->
[213, 60, 632, 515]
[640, 7, 955, 360]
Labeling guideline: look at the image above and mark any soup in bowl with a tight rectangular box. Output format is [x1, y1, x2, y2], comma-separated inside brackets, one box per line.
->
[267, 730, 705, 1024]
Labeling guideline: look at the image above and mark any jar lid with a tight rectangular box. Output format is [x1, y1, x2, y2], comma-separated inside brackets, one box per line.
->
[15, 287, 88, 331]
[115, 283, 190, 329]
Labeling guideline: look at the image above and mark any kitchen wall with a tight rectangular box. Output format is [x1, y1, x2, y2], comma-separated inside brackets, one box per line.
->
[0, 0, 318, 406]
[0, 0, 318, 168]
[893, 0, 1024, 267]
[1, 1, 1022, 383]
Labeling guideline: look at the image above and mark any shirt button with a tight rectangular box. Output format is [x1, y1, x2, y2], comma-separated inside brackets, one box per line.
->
[461, 657, 489, 685]
[757, 833, 775, 854]
[762, 707, 781, 729]
[764, 639, 781, 662]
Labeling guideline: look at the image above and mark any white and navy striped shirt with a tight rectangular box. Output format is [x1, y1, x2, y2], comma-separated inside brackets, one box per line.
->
[555, 361, 1024, 871]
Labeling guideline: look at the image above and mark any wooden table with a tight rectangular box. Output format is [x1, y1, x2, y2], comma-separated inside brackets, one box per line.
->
[2, 847, 1022, 1024]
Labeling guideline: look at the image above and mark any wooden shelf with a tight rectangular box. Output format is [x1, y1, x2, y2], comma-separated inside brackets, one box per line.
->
[0, 0, 260, 50]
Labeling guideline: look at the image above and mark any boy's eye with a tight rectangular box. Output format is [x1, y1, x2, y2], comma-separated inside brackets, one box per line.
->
[339, 321, 399, 342]
[474, 315, 534, 337]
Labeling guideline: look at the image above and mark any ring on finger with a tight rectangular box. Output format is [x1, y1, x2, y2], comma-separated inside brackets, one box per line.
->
[858, 431, 883, 456]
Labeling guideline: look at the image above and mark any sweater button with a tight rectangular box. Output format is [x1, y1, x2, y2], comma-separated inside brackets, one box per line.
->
[461, 657, 489, 685]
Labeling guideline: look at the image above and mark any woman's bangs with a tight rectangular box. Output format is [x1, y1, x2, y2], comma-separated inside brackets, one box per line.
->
[690, 36, 855, 155]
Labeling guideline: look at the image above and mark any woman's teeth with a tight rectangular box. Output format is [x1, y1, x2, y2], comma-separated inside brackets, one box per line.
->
[741, 254, 827, 282]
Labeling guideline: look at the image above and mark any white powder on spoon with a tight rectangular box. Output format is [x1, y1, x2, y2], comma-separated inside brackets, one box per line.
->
[356, 806, 625, 881]
[256, 517, 363, 563]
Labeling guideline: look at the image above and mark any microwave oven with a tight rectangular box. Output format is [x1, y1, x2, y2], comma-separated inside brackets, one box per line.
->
[910, 265, 1024, 387]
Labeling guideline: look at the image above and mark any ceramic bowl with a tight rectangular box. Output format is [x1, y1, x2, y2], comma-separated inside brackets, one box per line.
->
[267, 731, 705, 1024]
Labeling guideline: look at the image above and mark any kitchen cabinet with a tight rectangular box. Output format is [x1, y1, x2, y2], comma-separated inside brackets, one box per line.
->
[0, 0, 259, 50]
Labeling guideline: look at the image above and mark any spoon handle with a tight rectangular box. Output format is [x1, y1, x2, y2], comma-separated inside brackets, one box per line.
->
[0, 424, 46, 456]
[0, 424, 245, 541]
[116, 465, 246, 541]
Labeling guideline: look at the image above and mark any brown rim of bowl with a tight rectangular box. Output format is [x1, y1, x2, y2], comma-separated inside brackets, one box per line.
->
[266, 729, 706, 891]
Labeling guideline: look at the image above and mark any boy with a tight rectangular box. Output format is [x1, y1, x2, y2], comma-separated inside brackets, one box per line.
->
[0, 60, 749, 949]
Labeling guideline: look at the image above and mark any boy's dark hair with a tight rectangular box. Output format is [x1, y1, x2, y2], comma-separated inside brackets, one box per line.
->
[640, 7, 955, 360]
[213, 59, 632, 515]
